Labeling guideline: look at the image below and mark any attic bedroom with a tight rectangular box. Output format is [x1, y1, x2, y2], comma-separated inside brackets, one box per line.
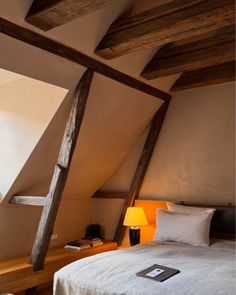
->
[0, 0, 235, 295]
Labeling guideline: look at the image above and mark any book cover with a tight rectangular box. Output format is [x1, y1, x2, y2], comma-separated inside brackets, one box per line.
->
[136, 264, 180, 282]
[66, 241, 91, 249]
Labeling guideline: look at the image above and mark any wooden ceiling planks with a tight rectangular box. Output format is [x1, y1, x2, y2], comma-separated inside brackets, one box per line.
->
[95, 0, 235, 59]
[141, 25, 235, 79]
[171, 61, 235, 91]
[25, 0, 119, 31]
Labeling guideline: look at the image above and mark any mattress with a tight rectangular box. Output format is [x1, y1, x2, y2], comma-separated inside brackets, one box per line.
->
[54, 239, 235, 295]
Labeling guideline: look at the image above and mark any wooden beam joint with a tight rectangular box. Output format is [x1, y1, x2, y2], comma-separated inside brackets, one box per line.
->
[0, 17, 170, 101]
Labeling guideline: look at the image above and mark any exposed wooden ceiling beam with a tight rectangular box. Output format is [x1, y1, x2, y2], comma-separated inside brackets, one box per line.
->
[93, 191, 127, 199]
[171, 61, 235, 91]
[10, 196, 46, 206]
[0, 17, 170, 101]
[26, 0, 118, 31]
[141, 25, 235, 79]
[95, 0, 235, 59]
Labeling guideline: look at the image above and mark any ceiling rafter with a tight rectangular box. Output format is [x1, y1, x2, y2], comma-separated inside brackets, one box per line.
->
[95, 0, 235, 59]
[171, 61, 235, 91]
[141, 25, 235, 79]
[26, 0, 119, 31]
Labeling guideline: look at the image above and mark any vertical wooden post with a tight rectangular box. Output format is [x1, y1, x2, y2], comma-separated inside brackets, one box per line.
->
[30, 69, 94, 271]
[113, 100, 170, 245]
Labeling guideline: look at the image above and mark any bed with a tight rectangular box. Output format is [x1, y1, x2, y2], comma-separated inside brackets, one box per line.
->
[53, 201, 235, 295]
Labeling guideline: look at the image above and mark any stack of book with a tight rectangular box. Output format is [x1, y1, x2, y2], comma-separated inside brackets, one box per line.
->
[79, 237, 103, 247]
[64, 237, 103, 250]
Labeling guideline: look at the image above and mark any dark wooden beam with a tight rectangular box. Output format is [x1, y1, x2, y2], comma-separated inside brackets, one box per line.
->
[0, 17, 170, 101]
[113, 101, 170, 245]
[141, 25, 235, 79]
[30, 69, 94, 271]
[10, 196, 46, 206]
[95, 0, 235, 59]
[171, 61, 235, 91]
[93, 191, 127, 199]
[26, 0, 118, 31]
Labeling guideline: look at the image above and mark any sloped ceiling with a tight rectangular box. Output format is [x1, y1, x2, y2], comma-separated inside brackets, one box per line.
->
[0, 0, 177, 204]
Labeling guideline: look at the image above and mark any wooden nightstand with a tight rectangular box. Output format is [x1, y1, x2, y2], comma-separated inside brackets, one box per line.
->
[0, 241, 117, 293]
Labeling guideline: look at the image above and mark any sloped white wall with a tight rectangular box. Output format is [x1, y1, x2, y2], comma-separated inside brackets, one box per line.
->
[95, 82, 235, 239]
[0, 72, 67, 200]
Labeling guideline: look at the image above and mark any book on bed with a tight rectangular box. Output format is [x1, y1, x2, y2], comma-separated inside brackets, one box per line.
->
[136, 264, 180, 282]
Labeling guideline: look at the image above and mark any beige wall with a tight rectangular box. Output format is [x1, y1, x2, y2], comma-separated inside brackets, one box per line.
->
[0, 73, 67, 200]
[95, 82, 235, 239]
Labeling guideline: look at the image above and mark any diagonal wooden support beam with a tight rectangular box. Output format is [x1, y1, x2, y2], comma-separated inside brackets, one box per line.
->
[113, 100, 170, 245]
[0, 17, 170, 101]
[30, 69, 94, 271]
[25, 0, 119, 31]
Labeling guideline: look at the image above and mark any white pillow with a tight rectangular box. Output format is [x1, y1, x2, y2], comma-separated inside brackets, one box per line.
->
[167, 202, 215, 214]
[154, 209, 214, 247]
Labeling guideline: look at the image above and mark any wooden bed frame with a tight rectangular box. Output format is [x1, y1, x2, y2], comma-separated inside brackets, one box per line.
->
[135, 200, 236, 243]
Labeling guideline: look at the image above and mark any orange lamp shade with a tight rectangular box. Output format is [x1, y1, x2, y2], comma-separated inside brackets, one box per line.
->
[123, 207, 148, 227]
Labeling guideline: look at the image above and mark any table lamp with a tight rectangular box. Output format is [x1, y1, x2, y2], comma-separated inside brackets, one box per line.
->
[123, 207, 148, 246]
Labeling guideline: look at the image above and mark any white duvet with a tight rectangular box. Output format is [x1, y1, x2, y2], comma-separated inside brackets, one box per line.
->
[54, 240, 235, 295]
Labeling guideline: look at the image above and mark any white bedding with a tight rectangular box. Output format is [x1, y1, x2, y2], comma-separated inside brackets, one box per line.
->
[54, 240, 236, 295]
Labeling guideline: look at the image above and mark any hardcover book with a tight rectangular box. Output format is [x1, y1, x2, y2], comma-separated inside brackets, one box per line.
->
[65, 241, 91, 250]
[136, 264, 180, 282]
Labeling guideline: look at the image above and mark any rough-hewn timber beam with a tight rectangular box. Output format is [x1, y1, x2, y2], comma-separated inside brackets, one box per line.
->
[26, 0, 118, 31]
[10, 196, 46, 206]
[0, 17, 170, 101]
[93, 191, 127, 199]
[30, 69, 94, 271]
[114, 101, 170, 245]
[95, 0, 235, 59]
[141, 25, 235, 79]
[171, 61, 235, 91]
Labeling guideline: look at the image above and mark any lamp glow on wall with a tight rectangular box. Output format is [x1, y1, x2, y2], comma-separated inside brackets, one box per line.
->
[123, 207, 148, 246]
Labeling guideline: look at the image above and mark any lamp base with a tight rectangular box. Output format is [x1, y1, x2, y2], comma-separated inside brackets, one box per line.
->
[129, 227, 140, 246]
